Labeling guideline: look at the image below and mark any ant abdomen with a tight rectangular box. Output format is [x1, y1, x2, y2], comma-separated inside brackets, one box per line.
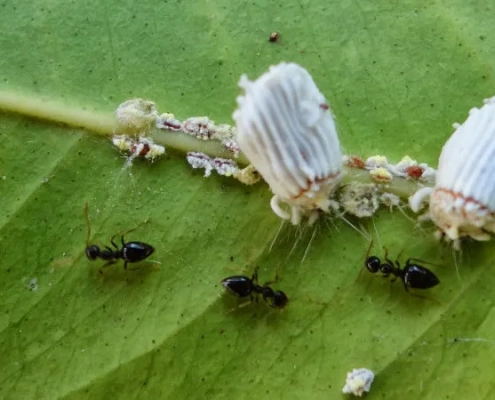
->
[403, 263, 440, 289]
[221, 275, 254, 297]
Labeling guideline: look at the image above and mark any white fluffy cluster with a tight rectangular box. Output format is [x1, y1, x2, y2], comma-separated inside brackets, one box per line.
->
[342, 368, 375, 397]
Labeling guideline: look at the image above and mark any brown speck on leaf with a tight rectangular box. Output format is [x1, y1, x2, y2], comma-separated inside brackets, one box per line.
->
[269, 32, 279, 43]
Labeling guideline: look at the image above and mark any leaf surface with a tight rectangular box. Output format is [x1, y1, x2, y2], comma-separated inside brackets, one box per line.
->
[1, 1, 495, 399]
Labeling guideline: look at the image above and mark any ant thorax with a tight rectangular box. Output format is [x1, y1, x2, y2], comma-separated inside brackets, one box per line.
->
[379, 263, 395, 275]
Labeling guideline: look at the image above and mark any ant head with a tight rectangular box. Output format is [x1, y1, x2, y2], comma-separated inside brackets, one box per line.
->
[85, 245, 100, 260]
[270, 291, 289, 309]
[380, 263, 394, 274]
[365, 256, 381, 273]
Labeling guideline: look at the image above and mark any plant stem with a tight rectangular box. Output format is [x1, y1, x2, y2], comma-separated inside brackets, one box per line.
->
[0, 89, 430, 200]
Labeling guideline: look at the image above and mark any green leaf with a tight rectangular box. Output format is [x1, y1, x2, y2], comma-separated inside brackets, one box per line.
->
[1, 1, 494, 399]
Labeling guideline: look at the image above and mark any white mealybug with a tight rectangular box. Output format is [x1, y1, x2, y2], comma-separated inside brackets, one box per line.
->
[233, 62, 342, 225]
[115, 98, 158, 132]
[409, 96, 495, 243]
[112, 134, 165, 168]
[342, 368, 375, 397]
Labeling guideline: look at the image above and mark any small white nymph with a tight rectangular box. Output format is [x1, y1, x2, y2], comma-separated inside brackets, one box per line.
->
[342, 367, 375, 397]
[409, 96, 495, 243]
[233, 62, 343, 225]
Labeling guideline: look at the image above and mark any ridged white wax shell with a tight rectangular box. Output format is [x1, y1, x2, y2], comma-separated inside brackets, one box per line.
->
[429, 97, 495, 240]
[437, 98, 495, 210]
[233, 63, 342, 221]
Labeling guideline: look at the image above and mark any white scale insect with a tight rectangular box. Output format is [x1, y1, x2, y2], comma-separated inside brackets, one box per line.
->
[410, 96, 495, 244]
[233, 62, 343, 225]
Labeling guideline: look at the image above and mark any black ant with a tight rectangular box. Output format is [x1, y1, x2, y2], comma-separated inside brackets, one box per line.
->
[221, 267, 288, 309]
[84, 202, 155, 274]
[364, 240, 440, 292]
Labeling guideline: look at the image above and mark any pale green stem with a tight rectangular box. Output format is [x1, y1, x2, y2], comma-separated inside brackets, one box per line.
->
[0, 90, 118, 135]
[340, 169, 425, 199]
[0, 89, 430, 200]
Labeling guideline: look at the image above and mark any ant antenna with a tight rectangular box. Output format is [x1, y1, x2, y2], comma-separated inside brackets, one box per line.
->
[109, 218, 150, 245]
[84, 201, 92, 248]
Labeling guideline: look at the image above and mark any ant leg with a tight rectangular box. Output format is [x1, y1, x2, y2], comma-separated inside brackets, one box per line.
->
[125, 260, 143, 272]
[406, 258, 443, 268]
[84, 202, 92, 248]
[262, 264, 283, 287]
[225, 300, 252, 314]
[383, 247, 398, 267]
[251, 266, 260, 285]
[99, 260, 116, 276]
[384, 256, 396, 270]
[109, 235, 119, 250]
[383, 247, 398, 270]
